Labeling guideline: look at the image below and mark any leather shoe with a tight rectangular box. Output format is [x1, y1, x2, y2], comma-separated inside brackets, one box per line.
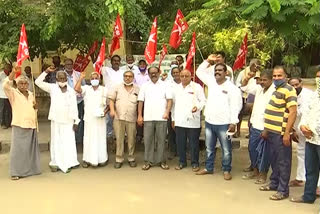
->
[195, 169, 213, 175]
[224, 171, 232, 180]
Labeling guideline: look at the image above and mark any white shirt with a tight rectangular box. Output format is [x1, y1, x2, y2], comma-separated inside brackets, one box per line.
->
[172, 81, 206, 128]
[0, 71, 8, 98]
[196, 61, 242, 125]
[294, 88, 314, 130]
[138, 80, 172, 121]
[242, 82, 275, 130]
[121, 64, 140, 74]
[167, 79, 181, 113]
[81, 85, 108, 122]
[35, 72, 79, 124]
[101, 66, 124, 90]
[134, 71, 150, 86]
[300, 92, 320, 145]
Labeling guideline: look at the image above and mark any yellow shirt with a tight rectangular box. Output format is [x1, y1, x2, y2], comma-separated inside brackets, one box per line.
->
[2, 77, 37, 129]
[264, 82, 297, 135]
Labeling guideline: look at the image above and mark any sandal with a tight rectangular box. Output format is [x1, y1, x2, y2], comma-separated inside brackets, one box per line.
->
[82, 161, 89, 168]
[175, 164, 184, 170]
[255, 178, 267, 185]
[50, 166, 59, 172]
[11, 176, 20, 180]
[259, 185, 276, 191]
[269, 192, 288, 201]
[142, 163, 152, 170]
[242, 173, 257, 180]
[160, 163, 169, 170]
[289, 179, 304, 187]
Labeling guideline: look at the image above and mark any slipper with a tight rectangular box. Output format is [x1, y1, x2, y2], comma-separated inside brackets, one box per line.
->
[269, 192, 288, 201]
[142, 163, 152, 170]
[259, 185, 276, 191]
[160, 163, 169, 170]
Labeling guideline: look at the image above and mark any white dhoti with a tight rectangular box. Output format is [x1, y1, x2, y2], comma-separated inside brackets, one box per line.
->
[83, 117, 108, 165]
[50, 121, 79, 173]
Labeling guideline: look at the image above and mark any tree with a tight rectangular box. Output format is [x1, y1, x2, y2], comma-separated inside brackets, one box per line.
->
[0, 0, 150, 63]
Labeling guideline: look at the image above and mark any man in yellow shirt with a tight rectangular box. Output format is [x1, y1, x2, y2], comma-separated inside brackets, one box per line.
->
[260, 66, 297, 200]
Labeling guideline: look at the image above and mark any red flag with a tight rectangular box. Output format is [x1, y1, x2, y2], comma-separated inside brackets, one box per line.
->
[185, 32, 196, 71]
[16, 24, 30, 77]
[169, 9, 189, 49]
[232, 33, 248, 71]
[158, 44, 168, 68]
[94, 37, 106, 74]
[73, 41, 98, 72]
[144, 17, 158, 64]
[87, 40, 98, 57]
[109, 14, 123, 56]
[73, 55, 90, 73]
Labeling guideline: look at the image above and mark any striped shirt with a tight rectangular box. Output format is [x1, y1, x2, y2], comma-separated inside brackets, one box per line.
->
[264, 82, 297, 135]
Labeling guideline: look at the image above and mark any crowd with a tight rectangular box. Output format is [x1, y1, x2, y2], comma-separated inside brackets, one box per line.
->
[0, 52, 320, 205]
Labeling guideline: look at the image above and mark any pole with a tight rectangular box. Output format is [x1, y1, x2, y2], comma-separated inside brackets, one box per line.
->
[31, 71, 39, 132]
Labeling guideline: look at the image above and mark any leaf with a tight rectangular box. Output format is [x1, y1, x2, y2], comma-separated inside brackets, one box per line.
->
[241, 0, 264, 15]
[307, 2, 320, 16]
[268, 0, 281, 13]
[308, 14, 320, 26]
[251, 5, 269, 20]
[270, 11, 286, 22]
[202, 0, 222, 8]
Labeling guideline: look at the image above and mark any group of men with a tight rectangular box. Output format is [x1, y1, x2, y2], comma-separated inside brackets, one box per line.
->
[238, 62, 320, 203]
[1, 51, 320, 206]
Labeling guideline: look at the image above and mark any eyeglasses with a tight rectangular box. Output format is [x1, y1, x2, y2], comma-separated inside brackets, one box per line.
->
[180, 75, 191, 78]
[124, 75, 134, 78]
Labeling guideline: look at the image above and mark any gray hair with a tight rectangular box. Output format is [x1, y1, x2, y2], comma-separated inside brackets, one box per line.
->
[123, 70, 134, 77]
[15, 75, 29, 84]
[249, 59, 261, 66]
[56, 70, 67, 79]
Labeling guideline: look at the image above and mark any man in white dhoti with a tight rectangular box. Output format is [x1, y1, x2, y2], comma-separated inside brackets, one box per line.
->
[35, 68, 80, 173]
[75, 71, 109, 168]
[3, 67, 41, 180]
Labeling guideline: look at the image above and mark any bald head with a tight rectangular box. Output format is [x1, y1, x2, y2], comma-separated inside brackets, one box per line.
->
[180, 69, 192, 86]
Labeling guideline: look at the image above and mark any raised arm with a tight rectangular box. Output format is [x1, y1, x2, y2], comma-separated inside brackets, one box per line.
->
[74, 71, 86, 94]
[35, 67, 55, 93]
[2, 67, 19, 100]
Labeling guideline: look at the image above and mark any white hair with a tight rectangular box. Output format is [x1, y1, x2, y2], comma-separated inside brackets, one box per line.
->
[55, 70, 67, 79]
[15, 75, 29, 84]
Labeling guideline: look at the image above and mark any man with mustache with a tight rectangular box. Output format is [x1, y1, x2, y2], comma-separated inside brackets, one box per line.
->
[287, 78, 313, 188]
[137, 66, 173, 170]
[109, 70, 140, 169]
[260, 66, 297, 200]
[290, 68, 320, 204]
[195, 55, 242, 180]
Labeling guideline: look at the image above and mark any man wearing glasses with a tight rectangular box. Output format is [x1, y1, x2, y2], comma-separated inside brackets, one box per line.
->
[109, 71, 140, 169]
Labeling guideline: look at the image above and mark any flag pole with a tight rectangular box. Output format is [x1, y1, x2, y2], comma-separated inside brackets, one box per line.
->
[30, 70, 39, 132]
[193, 53, 196, 81]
